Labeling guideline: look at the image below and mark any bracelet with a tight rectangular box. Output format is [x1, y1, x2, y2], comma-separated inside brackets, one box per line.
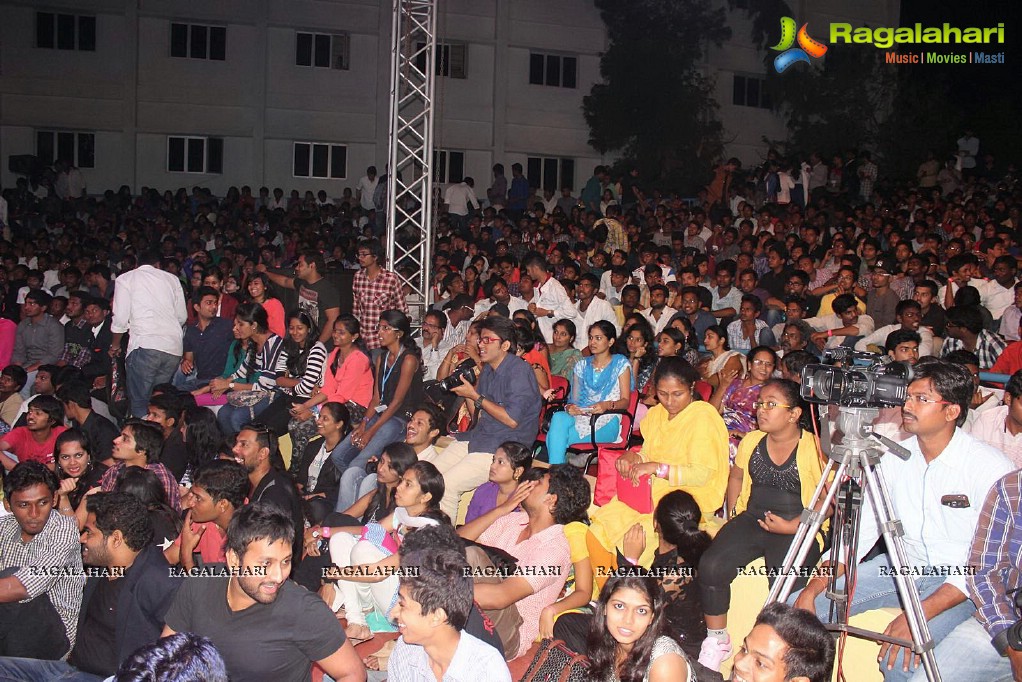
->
[827, 329, 833, 338]
[623, 556, 640, 566]
[656, 463, 669, 479]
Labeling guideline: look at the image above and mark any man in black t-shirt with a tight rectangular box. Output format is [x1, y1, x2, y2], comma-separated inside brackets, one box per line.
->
[163, 503, 365, 682]
[258, 251, 340, 344]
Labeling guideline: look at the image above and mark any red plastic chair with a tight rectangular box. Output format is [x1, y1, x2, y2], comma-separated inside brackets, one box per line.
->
[570, 389, 640, 476]
[533, 375, 571, 450]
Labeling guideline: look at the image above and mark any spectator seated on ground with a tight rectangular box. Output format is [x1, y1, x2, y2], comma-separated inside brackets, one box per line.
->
[99, 418, 182, 512]
[0, 365, 26, 430]
[165, 459, 249, 571]
[10, 288, 64, 399]
[56, 380, 119, 465]
[0, 394, 66, 472]
[172, 286, 234, 394]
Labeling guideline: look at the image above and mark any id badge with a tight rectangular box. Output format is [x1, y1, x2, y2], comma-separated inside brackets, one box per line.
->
[375, 404, 388, 414]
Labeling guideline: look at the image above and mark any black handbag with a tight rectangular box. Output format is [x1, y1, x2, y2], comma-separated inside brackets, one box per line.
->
[520, 638, 590, 682]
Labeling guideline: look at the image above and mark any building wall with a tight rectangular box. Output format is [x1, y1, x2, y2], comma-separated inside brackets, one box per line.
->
[0, 0, 607, 197]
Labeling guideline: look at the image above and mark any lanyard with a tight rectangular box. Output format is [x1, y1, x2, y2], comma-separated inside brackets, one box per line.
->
[380, 350, 399, 392]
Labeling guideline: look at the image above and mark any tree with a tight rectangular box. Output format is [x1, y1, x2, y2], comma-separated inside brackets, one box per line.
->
[584, 0, 731, 193]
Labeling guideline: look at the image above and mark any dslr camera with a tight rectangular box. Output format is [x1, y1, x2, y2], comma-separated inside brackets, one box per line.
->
[438, 359, 479, 393]
[800, 348, 911, 408]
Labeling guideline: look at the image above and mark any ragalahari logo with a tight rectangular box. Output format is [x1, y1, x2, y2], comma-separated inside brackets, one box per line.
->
[771, 17, 828, 73]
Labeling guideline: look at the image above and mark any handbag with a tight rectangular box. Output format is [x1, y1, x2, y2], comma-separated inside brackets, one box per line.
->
[227, 389, 271, 419]
[520, 638, 590, 682]
[593, 446, 634, 506]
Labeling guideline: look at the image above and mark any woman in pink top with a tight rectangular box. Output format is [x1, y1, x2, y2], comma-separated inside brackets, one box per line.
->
[295, 314, 373, 423]
[247, 273, 286, 338]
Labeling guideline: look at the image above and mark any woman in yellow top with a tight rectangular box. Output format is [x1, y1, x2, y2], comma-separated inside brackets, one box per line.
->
[588, 357, 729, 569]
[695, 378, 826, 668]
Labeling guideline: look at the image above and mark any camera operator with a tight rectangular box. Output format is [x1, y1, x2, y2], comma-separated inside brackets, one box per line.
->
[426, 316, 542, 519]
[920, 468, 1022, 681]
[793, 358, 1014, 682]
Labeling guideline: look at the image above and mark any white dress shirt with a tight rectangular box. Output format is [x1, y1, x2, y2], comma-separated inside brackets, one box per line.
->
[110, 265, 188, 356]
[985, 279, 1016, 321]
[417, 336, 455, 382]
[474, 296, 528, 319]
[533, 276, 576, 343]
[967, 404, 1022, 468]
[854, 324, 935, 357]
[1000, 305, 1022, 341]
[444, 182, 481, 217]
[573, 297, 619, 350]
[804, 313, 876, 349]
[937, 278, 994, 311]
[642, 306, 678, 335]
[846, 428, 1014, 596]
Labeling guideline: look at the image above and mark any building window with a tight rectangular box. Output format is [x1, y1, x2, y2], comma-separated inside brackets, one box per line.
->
[527, 156, 575, 193]
[36, 131, 95, 168]
[414, 42, 467, 79]
[168, 136, 223, 174]
[433, 150, 465, 184]
[529, 52, 577, 88]
[36, 12, 96, 51]
[170, 23, 226, 61]
[293, 143, 347, 179]
[295, 32, 349, 70]
[732, 74, 772, 109]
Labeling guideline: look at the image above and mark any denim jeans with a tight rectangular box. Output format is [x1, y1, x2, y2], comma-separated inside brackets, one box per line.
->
[0, 658, 102, 681]
[171, 367, 202, 392]
[217, 394, 275, 435]
[908, 616, 1011, 682]
[125, 348, 181, 417]
[331, 414, 408, 512]
[790, 554, 976, 682]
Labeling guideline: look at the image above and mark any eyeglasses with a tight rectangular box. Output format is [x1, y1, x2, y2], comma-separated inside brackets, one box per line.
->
[479, 336, 502, 345]
[357, 251, 372, 258]
[378, 324, 395, 333]
[904, 394, 952, 405]
[754, 401, 792, 411]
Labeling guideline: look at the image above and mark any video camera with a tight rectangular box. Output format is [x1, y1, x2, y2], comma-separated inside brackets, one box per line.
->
[800, 348, 912, 408]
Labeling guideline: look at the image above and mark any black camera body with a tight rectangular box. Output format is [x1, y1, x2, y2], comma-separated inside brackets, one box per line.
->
[800, 348, 911, 408]
[1007, 588, 1022, 652]
[438, 359, 479, 392]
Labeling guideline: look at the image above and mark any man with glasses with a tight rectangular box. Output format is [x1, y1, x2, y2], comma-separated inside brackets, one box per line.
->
[427, 316, 542, 519]
[940, 305, 1008, 370]
[349, 238, 406, 349]
[793, 359, 1014, 682]
[442, 294, 476, 348]
[418, 310, 451, 381]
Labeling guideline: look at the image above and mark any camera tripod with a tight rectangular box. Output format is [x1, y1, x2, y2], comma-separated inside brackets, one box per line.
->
[765, 407, 942, 682]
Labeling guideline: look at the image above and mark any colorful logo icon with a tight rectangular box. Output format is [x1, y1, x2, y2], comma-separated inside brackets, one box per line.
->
[771, 17, 828, 73]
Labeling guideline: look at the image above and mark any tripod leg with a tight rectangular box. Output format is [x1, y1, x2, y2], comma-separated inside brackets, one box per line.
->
[860, 463, 942, 682]
[767, 457, 845, 603]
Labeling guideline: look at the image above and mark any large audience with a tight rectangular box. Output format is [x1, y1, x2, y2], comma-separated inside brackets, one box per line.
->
[0, 140, 1018, 681]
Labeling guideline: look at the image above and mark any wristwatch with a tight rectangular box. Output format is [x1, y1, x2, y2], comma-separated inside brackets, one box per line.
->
[228, 381, 236, 390]
[474, 395, 486, 410]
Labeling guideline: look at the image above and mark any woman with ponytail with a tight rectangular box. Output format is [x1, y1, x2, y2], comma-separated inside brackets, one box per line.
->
[696, 378, 826, 670]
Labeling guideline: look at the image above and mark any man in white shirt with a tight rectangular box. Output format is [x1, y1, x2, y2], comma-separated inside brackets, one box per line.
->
[473, 278, 527, 319]
[805, 293, 875, 351]
[966, 369, 1022, 468]
[417, 310, 454, 382]
[709, 261, 742, 320]
[356, 166, 379, 213]
[793, 359, 1014, 682]
[444, 177, 480, 236]
[854, 299, 934, 357]
[524, 255, 576, 344]
[985, 255, 1017, 323]
[641, 285, 677, 335]
[109, 252, 188, 417]
[573, 274, 617, 350]
[999, 282, 1022, 341]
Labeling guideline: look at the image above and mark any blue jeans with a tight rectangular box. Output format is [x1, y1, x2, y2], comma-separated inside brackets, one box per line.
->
[126, 348, 180, 417]
[217, 394, 275, 435]
[0, 658, 103, 681]
[790, 554, 976, 682]
[171, 367, 202, 392]
[331, 413, 408, 512]
[545, 411, 621, 465]
[908, 616, 1010, 682]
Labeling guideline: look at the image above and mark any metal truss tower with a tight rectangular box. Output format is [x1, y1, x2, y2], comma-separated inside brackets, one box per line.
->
[384, 0, 437, 325]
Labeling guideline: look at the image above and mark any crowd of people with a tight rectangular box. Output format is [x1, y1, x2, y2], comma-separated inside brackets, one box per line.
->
[0, 143, 1019, 682]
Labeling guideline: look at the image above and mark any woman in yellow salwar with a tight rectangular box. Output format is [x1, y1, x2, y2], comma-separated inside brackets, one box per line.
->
[587, 357, 730, 574]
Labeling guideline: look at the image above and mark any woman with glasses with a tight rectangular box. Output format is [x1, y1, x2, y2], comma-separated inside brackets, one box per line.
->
[696, 378, 825, 669]
[54, 429, 107, 523]
[330, 309, 423, 513]
[546, 321, 632, 465]
[710, 345, 777, 465]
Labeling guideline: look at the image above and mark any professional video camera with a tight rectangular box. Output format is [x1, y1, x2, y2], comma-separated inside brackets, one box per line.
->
[800, 348, 912, 408]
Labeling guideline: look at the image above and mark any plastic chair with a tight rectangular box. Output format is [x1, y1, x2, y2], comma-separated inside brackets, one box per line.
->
[532, 376, 571, 454]
[569, 389, 640, 476]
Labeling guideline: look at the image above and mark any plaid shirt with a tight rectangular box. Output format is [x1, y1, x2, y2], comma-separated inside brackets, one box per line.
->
[352, 268, 408, 350]
[968, 470, 1022, 648]
[58, 318, 92, 368]
[100, 462, 182, 511]
[0, 511, 85, 650]
[940, 329, 1008, 370]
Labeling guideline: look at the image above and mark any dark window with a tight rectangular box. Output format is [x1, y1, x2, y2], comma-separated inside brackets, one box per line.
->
[311, 144, 329, 178]
[528, 156, 575, 193]
[529, 53, 545, 85]
[36, 12, 55, 49]
[545, 55, 561, 87]
[294, 143, 310, 177]
[733, 74, 771, 109]
[314, 34, 331, 67]
[414, 42, 466, 78]
[733, 75, 746, 106]
[170, 23, 188, 58]
[330, 145, 347, 179]
[746, 77, 760, 108]
[77, 133, 95, 168]
[56, 13, 76, 50]
[561, 159, 575, 192]
[447, 151, 464, 183]
[190, 25, 208, 59]
[562, 56, 577, 89]
[527, 157, 542, 188]
[541, 158, 557, 193]
[36, 132, 55, 165]
[78, 16, 96, 51]
[186, 138, 204, 173]
[433, 152, 447, 184]
[56, 132, 75, 165]
[168, 137, 185, 172]
[296, 32, 312, 66]
[209, 26, 226, 61]
[207, 138, 223, 174]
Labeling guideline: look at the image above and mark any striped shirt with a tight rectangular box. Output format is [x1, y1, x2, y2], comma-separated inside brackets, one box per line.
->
[276, 341, 327, 398]
[968, 470, 1022, 647]
[231, 334, 287, 392]
[0, 510, 85, 651]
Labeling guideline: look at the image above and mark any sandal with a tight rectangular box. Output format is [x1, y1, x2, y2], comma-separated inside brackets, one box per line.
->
[364, 640, 397, 672]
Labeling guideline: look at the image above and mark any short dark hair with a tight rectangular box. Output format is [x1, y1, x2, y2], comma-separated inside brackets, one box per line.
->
[56, 380, 93, 409]
[1006, 370, 1022, 400]
[239, 422, 279, 463]
[915, 279, 939, 296]
[123, 419, 166, 463]
[753, 602, 835, 682]
[740, 293, 763, 313]
[86, 492, 154, 552]
[24, 289, 52, 307]
[225, 502, 295, 560]
[1, 365, 28, 391]
[114, 632, 228, 682]
[193, 460, 250, 510]
[781, 350, 817, 379]
[894, 299, 921, 317]
[299, 249, 326, 275]
[832, 293, 860, 315]
[412, 403, 445, 439]
[399, 548, 473, 631]
[945, 305, 984, 335]
[148, 392, 183, 426]
[4, 461, 58, 500]
[547, 464, 591, 525]
[192, 285, 220, 306]
[885, 328, 921, 353]
[911, 358, 974, 427]
[28, 394, 64, 428]
[479, 315, 518, 354]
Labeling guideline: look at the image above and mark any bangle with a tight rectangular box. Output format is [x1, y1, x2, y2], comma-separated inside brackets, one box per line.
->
[656, 463, 669, 479]
[827, 329, 833, 338]
[623, 556, 640, 566]
[321, 526, 332, 539]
